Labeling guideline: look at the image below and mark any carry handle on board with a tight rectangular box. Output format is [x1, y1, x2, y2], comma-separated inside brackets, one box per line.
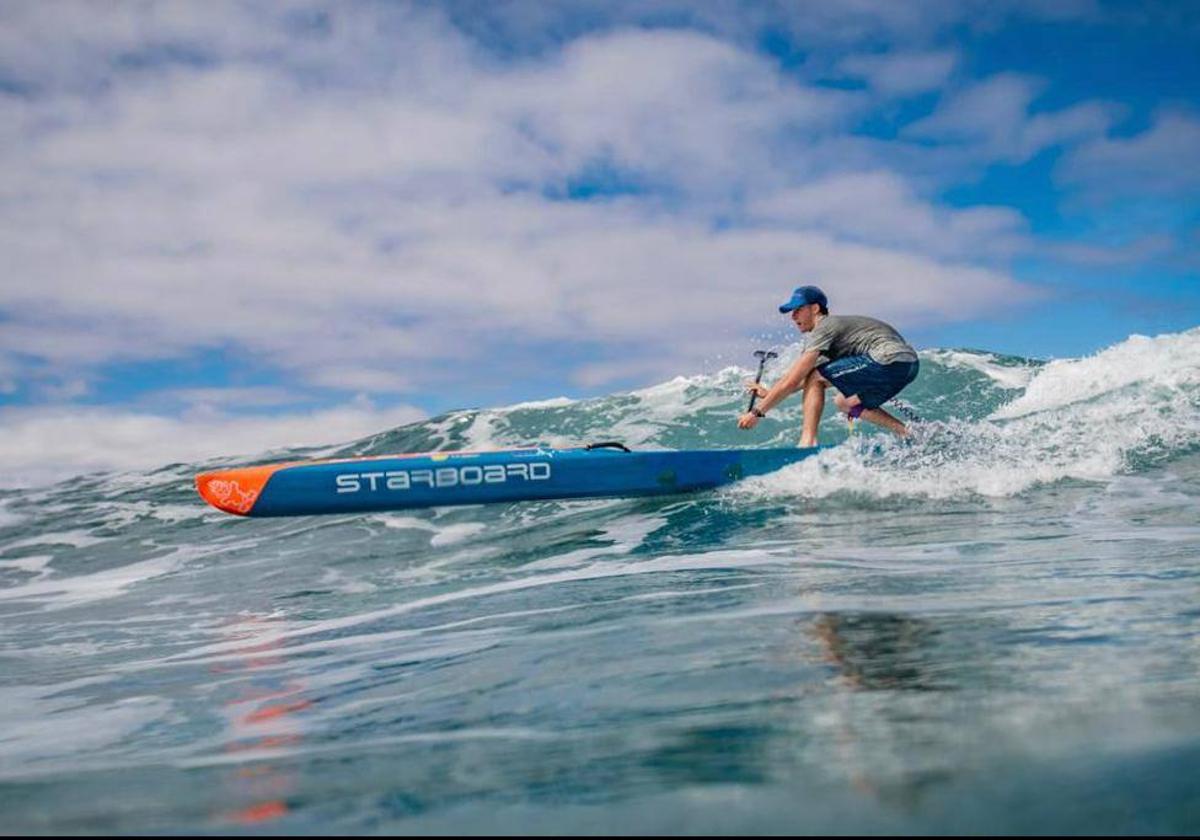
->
[585, 441, 632, 452]
[747, 350, 778, 413]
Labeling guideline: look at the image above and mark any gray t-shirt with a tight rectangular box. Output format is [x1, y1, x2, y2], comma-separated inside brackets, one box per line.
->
[805, 315, 918, 365]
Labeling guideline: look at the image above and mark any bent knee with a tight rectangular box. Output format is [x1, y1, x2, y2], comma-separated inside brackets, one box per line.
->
[804, 369, 830, 387]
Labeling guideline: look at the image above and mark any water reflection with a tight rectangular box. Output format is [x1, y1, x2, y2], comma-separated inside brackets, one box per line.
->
[642, 725, 773, 786]
[807, 610, 968, 812]
[634, 610, 955, 798]
[813, 612, 947, 692]
[210, 615, 309, 827]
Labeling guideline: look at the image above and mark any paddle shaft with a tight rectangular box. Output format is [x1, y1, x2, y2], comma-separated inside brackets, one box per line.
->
[746, 351, 777, 413]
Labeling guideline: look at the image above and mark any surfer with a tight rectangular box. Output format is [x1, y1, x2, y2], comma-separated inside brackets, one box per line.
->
[737, 285, 919, 446]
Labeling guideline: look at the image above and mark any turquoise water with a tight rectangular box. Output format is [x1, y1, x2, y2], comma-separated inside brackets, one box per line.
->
[1, 331, 1199, 834]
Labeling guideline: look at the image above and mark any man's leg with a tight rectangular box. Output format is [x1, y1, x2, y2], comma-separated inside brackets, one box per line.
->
[860, 406, 908, 437]
[824, 357, 917, 439]
[831, 391, 908, 437]
[800, 370, 829, 447]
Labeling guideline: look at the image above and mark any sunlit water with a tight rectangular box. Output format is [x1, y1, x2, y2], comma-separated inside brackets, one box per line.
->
[1, 330, 1198, 834]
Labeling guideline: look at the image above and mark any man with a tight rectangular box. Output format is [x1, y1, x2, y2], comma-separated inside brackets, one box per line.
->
[737, 285, 919, 446]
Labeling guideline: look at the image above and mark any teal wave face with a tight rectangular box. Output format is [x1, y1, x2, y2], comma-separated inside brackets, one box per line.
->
[334, 345, 1046, 460]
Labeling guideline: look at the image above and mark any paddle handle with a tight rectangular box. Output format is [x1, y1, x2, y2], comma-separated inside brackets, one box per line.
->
[747, 357, 769, 413]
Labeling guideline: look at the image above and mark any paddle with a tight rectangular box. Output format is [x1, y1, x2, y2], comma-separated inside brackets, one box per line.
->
[747, 350, 778, 414]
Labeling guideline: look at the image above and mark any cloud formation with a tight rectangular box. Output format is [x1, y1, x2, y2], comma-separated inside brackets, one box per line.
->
[0, 2, 1038, 407]
[838, 50, 959, 96]
[906, 73, 1118, 163]
[1059, 109, 1200, 197]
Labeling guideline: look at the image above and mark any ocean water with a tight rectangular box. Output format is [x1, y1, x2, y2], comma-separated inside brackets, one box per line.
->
[1, 330, 1199, 834]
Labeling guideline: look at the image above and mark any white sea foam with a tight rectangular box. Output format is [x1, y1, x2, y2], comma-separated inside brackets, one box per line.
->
[0, 502, 24, 528]
[520, 513, 666, 571]
[94, 501, 207, 529]
[462, 410, 506, 450]
[374, 514, 436, 531]
[926, 349, 1038, 389]
[0, 687, 172, 777]
[0, 549, 189, 610]
[429, 523, 489, 547]
[502, 396, 576, 410]
[317, 567, 379, 595]
[100, 464, 196, 492]
[633, 376, 739, 416]
[1, 529, 109, 552]
[993, 328, 1200, 419]
[0, 553, 53, 579]
[732, 330, 1200, 501]
[372, 514, 488, 546]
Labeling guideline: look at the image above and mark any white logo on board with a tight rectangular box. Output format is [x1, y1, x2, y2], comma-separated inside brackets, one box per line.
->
[335, 462, 552, 493]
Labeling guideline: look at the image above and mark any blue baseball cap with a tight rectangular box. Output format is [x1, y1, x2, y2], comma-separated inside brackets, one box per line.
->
[779, 285, 828, 313]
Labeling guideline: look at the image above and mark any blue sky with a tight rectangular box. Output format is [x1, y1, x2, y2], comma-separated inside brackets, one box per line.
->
[0, 0, 1197, 481]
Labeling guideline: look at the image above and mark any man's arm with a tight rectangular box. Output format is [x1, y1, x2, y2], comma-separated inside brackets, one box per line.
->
[755, 349, 821, 414]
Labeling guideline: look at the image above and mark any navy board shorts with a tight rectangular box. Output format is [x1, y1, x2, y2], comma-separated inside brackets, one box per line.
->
[817, 355, 919, 410]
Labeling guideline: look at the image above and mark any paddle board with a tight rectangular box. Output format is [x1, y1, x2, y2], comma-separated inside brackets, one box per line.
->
[195, 444, 822, 517]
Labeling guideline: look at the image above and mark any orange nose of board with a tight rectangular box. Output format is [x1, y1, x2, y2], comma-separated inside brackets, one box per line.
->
[196, 465, 286, 516]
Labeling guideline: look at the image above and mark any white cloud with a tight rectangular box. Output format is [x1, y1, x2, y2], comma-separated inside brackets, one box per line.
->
[906, 73, 1117, 162]
[1058, 110, 1200, 196]
[838, 49, 958, 95]
[304, 367, 414, 393]
[34, 378, 91, 401]
[1049, 234, 1176, 267]
[160, 386, 308, 408]
[0, 401, 427, 488]
[748, 170, 1027, 259]
[0, 2, 1038, 415]
[0, 353, 19, 394]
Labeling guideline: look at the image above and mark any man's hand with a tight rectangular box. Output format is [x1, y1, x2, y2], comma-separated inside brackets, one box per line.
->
[745, 381, 769, 400]
[737, 411, 760, 430]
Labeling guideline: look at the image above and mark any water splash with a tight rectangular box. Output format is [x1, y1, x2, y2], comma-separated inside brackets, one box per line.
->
[734, 329, 1200, 500]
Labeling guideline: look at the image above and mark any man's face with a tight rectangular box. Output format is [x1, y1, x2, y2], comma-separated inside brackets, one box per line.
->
[790, 303, 820, 332]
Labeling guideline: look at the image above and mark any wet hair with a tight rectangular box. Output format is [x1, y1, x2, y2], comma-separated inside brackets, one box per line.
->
[818, 303, 829, 315]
